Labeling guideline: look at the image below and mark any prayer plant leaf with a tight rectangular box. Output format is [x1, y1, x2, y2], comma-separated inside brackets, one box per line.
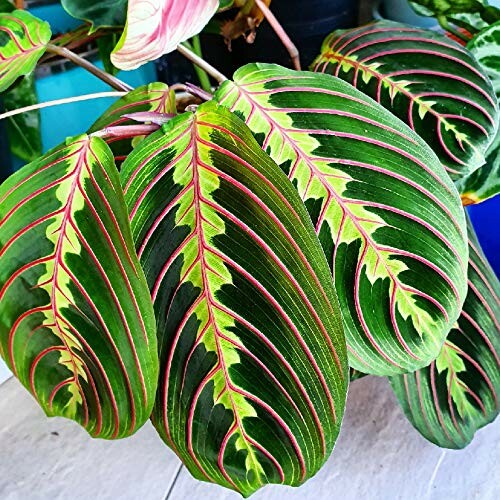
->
[390, 218, 500, 449]
[215, 63, 469, 376]
[0, 135, 158, 439]
[312, 20, 499, 181]
[458, 21, 500, 205]
[0, 10, 51, 92]
[88, 83, 174, 165]
[111, 0, 219, 70]
[121, 101, 348, 497]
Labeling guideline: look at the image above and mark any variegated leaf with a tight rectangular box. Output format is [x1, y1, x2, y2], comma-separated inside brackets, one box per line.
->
[215, 63, 469, 376]
[0, 136, 158, 439]
[0, 10, 51, 92]
[458, 21, 500, 204]
[88, 83, 174, 164]
[312, 20, 499, 180]
[390, 218, 500, 449]
[111, 0, 219, 70]
[121, 102, 348, 496]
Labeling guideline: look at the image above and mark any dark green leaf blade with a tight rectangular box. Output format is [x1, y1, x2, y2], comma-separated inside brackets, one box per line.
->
[3, 74, 42, 162]
[61, 0, 127, 30]
[390, 218, 500, 449]
[121, 102, 348, 496]
[215, 63, 469, 376]
[0, 10, 51, 92]
[0, 135, 158, 439]
[312, 20, 499, 180]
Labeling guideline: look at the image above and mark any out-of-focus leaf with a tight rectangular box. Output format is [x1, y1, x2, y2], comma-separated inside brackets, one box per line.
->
[0, 11, 51, 92]
[312, 21, 498, 181]
[390, 218, 500, 449]
[111, 0, 219, 70]
[88, 83, 173, 165]
[216, 63, 468, 376]
[220, 0, 271, 45]
[409, 0, 487, 17]
[0, 135, 159, 438]
[121, 101, 348, 496]
[0, 0, 14, 13]
[61, 0, 127, 31]
[97, 33, 120, 76]
[3, 74, 41, 162]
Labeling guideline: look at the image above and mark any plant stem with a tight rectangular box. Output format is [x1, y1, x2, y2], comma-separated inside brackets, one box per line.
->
[0, 92, 127, 121]
[189, 36, 213, 93]
[176, 44, 228, 84]
[437, 16, 470, 43]
[92, 124, 160, 139]
[254, 0, 301, 71]
[14, 0, 24, 9]
[45, 44, 133, 92]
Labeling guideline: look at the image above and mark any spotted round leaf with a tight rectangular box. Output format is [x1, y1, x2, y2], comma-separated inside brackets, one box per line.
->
[390, 219, 500, 449]
[0, 10, 51, 92]
[0, 136, 158, 439]
[312, 20, 499, 180]
[121, 102, 348, 496]
[216, 63, 468, 376]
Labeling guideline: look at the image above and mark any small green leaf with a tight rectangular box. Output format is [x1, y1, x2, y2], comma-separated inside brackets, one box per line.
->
[0, 11, 51, 93]
[312, 21, 499, 180]
[3, 74, 42, 162]
[0, 135, 159, 439]
[121, 101, 348, 496]
[390, 218, 500, 449]
[409, 0, 487, 17]
[88, 83, 172, 165]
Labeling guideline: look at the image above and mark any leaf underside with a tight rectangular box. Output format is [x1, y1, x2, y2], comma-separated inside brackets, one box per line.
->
[215, 63, 468, 376]
[391, 218, 500, 449]
[121, 102, 348, 497]
[312, 20, 498, 180]
[0, 136, 158, 439]
[0, 10, 51, 92]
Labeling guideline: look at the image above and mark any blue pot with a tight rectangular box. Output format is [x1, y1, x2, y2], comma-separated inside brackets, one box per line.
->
[468, 197, 500, 277]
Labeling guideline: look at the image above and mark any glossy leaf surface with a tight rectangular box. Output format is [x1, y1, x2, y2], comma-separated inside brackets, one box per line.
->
[458, 21, 500, 204]
[88, 83, 173, 164]
[111, 0, 219, 70]
[0, 10, 51, 92]
[121, 102, 348, 496]
[216, 63, 468, 376]
[312, 21, 498, 180]
[391, 219, 500, 449]
[0, 136, 158, 439]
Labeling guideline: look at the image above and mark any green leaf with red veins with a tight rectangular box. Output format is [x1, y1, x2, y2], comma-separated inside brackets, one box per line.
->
[0, 10, 51, 92]
[88, 83, 173, 165]
[0, 136, 158, 439]
[312, 20, 499, 181]
[390, 217, 500, 449]
[215, 63, 469, 376]
[458, 21, 500, 205]
[121, 101, 347, 496]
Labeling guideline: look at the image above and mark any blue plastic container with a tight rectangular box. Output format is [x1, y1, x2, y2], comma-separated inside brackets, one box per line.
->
[468, 197, 500, 277]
